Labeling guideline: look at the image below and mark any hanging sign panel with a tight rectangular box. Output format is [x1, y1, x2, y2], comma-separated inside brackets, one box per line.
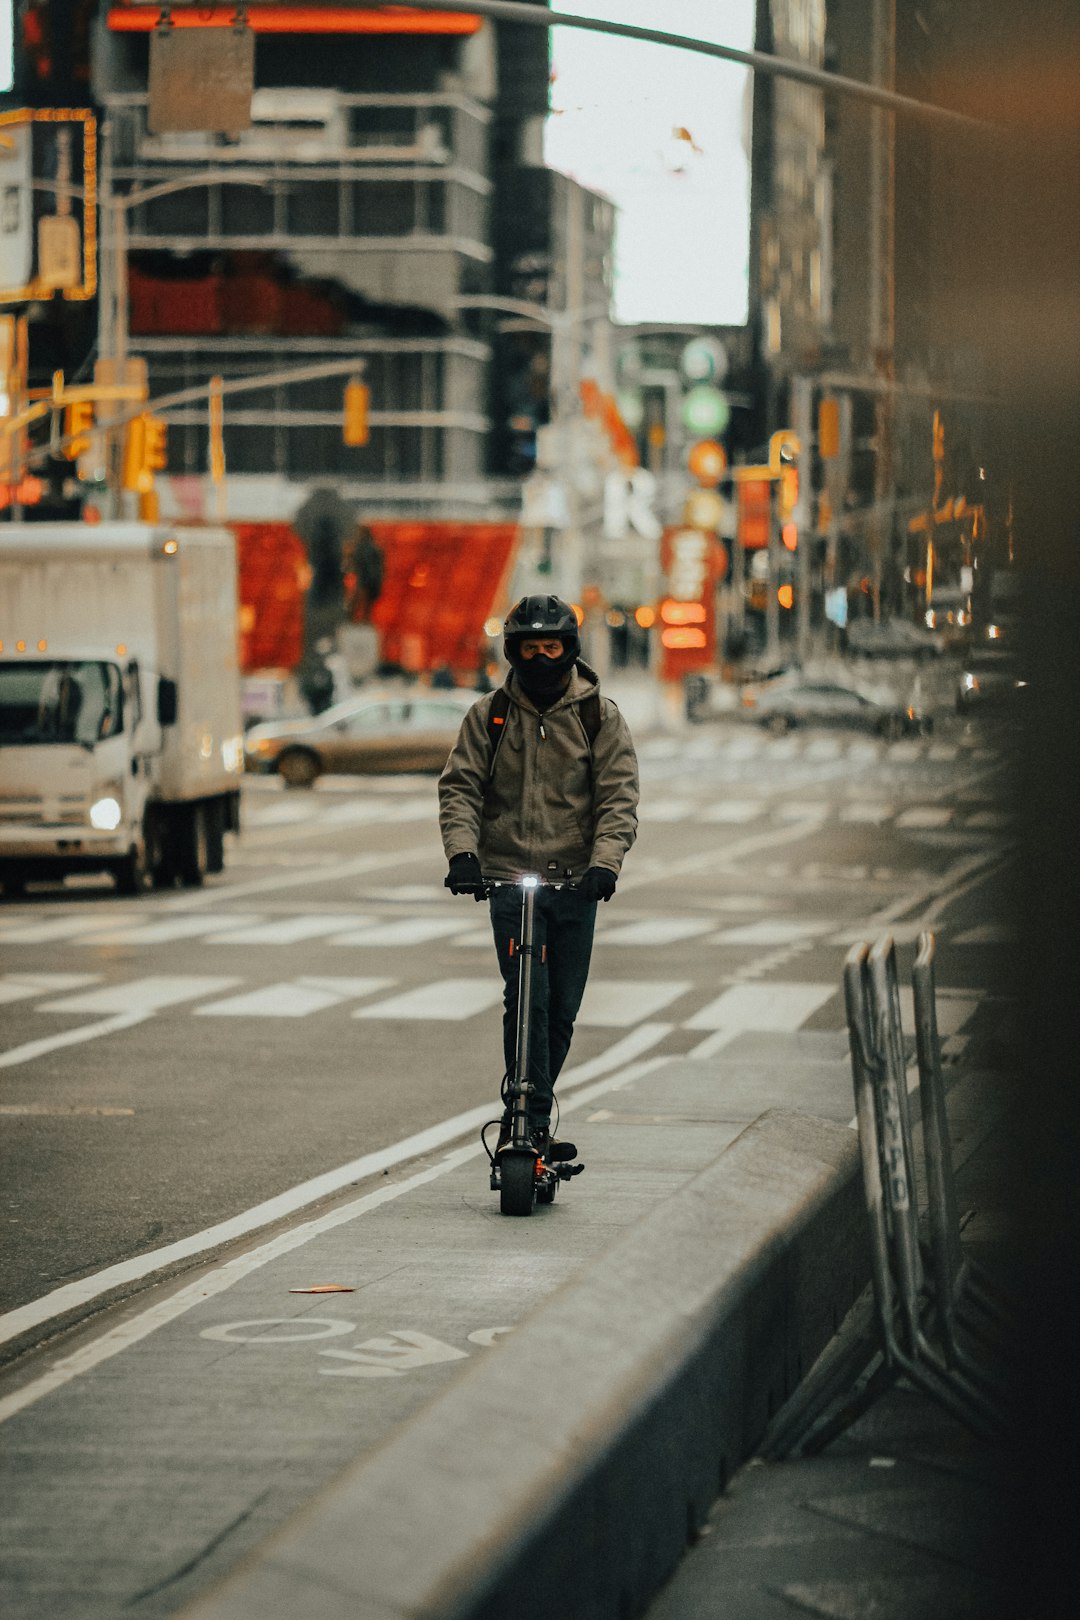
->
[0, 109, 96, 304]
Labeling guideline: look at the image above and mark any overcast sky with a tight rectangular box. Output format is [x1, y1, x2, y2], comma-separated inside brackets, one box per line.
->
[545, 0, 755, 326]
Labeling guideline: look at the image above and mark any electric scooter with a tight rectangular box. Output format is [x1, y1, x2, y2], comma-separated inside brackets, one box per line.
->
[479, 875, 585, 1216]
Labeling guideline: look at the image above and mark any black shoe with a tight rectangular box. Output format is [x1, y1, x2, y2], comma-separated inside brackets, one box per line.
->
[532, 1126, 577, 1163]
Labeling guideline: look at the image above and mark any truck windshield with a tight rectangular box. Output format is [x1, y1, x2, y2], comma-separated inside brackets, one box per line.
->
[0, 661, 125, 746]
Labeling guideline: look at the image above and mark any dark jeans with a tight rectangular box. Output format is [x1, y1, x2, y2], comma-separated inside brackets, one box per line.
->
[489, 884, 597, 1128]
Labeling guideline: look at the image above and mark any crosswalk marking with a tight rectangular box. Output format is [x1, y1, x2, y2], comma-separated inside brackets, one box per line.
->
[0, 972, 101, 1005]
[896, 806, 953, 828]
[209, 916, 372, 946]
[353, 978, 503, 1021]
[576, 979, 694, 1027]
[296, 976, 399, 997]
[685, 981, 836, 1031]
[642, 798, 694, 822]
[196, 978, 392, 1018]
[776, 802, 828, 822]
[331, 917, 466, 947]
[78, 915, 261, 947]
[700, 801, 761, 823]
[0, 913, 140, 944]
[598, 918, 715, 946]
[196, 982, 352, 1018]
[953, 923, 1016, 944]
[38, 976, 241, 1014]
[840, 802, 894, 824]
[711, 920, 829, 947]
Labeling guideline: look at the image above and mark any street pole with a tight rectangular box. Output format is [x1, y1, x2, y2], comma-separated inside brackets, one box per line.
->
[868, 0, 897, 622]
[793, 375, 814, 663]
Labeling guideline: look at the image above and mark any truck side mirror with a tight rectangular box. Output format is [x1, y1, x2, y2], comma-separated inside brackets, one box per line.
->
[157, 677, 178, 726]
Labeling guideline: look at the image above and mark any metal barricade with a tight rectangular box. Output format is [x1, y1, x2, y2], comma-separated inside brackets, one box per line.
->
[762, 934, 1008, 1458]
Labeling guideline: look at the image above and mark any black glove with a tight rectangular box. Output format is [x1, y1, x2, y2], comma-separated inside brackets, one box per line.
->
[445, 852, 485, 900]
[579, 866, 617, 903]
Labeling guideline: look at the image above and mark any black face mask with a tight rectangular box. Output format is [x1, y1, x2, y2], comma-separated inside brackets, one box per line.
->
[508, 641, 578, 701]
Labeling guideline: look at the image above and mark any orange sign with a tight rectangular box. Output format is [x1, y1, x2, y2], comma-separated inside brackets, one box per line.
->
[737, 477, 771, 551]
[687, 439, 727, 487]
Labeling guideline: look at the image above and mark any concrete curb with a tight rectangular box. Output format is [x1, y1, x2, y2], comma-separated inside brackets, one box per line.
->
[181, 1108, 870, 1620]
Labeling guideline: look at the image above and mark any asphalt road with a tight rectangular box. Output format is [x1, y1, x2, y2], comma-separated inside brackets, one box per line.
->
[0, 710, 1016, 1359]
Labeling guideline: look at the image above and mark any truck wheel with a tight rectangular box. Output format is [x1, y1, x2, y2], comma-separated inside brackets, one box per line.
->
[114, 842, 152, 896]
[179, 805, 209, 887]
[205, 801, 226, 874]
[114, 815, 161, 896]
[278, 748, 320, 789]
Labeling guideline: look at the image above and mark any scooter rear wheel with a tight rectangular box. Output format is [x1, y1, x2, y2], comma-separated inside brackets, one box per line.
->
[499, 1152, 536, 1217]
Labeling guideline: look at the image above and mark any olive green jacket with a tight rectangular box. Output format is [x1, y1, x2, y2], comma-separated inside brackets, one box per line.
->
[438, 662, 639, 881]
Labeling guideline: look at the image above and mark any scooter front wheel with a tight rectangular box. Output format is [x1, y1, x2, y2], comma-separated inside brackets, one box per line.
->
[499, 1151, 536, 1217]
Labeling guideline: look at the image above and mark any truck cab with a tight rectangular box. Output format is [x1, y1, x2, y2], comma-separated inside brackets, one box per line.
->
[0, 524, 242, 897]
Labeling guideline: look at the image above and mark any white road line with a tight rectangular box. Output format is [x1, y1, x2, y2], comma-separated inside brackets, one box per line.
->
[896, 806, 954, 829]
[332, 917, 466, 947]
[77, 914, 261, 947]
[354, 978, 504, 1021]
[711, 920, 829, 946]
[685, 981, 837, 1031]
[0, 1011, 151, 1072]
[776, 802, 828, 822]
[597, 918, 715, 946]
[641, 798, 694, 822]
[700, 801, 761, 823]
[160, 843, 437, 908]
[0, 1025, 673, 1357]
[577, 979, 694, 1027]
[688, 1028, 743, 1060]
[0, 912, 140, 944]
[197, 977, 394, 1017]
[195, 983, 350, 1018]
[953, 923, 1016, 944]
[209, 915, 372, 946]
[37, 975, 241, 1014]
[296, 975, 398, 998]
[840, 803, 894, 824]
[3, 972, 101, 991]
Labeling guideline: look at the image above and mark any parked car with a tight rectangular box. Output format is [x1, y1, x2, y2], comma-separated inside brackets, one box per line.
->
[955, 648, 1029, 714]
[845, 616, 944, 660]
[243, 690, 476, 784]
[740, 674, 931, 739]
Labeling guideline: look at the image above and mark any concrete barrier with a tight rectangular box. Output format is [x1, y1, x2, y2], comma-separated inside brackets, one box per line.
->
[182, 1108, 869, 1620]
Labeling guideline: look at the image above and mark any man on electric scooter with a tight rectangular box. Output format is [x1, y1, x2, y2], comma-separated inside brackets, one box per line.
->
[439, 595, 640, 1161]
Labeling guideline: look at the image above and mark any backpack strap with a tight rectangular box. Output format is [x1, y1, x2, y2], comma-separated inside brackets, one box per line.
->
[485, 687, 511, 778]
[578, 691, 602, 749]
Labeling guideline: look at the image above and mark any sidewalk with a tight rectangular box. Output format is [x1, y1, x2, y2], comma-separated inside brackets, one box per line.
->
[645, 1074, 1015, 1620]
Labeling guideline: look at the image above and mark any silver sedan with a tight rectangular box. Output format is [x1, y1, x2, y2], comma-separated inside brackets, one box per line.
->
[244, 690, 477, 786]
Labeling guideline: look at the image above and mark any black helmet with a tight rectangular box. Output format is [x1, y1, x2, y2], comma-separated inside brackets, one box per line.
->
[502, 594, 580, 652]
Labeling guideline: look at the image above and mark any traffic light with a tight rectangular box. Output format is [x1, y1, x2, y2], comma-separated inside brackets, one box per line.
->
[144, 414, 168, 472]
[344, 379, 370, 447]
[121, 414, 167, 492]
[121, 416, 147, 492]
[778, 463, 799, 521]
[63, 400, 94, 462]
[817, 397, 840, 460]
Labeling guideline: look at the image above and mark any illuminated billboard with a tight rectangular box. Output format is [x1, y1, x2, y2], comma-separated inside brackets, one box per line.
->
[546, 1, 754, 327]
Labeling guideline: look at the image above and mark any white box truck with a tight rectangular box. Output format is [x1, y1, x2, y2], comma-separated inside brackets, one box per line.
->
[0, 523, 243, 896]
